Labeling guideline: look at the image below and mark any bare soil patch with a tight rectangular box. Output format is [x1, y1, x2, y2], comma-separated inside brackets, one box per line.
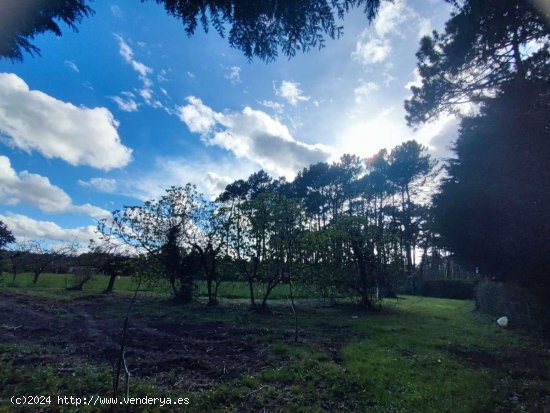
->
[0, 291, 268, 390]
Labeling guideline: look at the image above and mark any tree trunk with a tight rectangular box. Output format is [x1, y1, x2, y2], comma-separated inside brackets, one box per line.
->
[104, 273, 117, 293]
[248, 278, 256, 307]
[33, 271, 40, 284]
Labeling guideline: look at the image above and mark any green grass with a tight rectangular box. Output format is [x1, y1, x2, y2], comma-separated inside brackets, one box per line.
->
[0, 272, 319, 301]
[342, 298, 507, 413]
[188, 297, 527, 413]
[1, 278, 547, 412]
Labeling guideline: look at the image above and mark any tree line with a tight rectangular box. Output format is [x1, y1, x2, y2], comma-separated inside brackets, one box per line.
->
[89, 140, 436, 309]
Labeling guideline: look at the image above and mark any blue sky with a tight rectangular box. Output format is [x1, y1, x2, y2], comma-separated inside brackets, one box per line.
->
[0, 0, 458, 246]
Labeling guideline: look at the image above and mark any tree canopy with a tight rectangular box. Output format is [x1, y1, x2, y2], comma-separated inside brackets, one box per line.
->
[0, 0, 93, 61]
[432, 79, 550, 296]
[1, 0, 383, 62]
[405, 0, 550, 126]
[0, 219, 15, 250]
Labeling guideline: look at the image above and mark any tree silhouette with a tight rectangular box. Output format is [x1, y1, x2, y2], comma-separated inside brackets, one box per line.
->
[405, 0, 550, 125]
[0, 219, 15, 250]
[433, 79, 550, 298]
[1, 0, 383, 62]
[0, 0, 93, 61]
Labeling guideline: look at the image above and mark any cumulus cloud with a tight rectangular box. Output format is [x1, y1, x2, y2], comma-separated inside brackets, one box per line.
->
[0, 213, 99, 244]
[178, 97, 331, 178]
[352, 36, 391, 65]
[374, 0, 416, 37]
[178, 96, 224, 133]
[0, 73, 132, 170]
[0, 156, 110, 219]
[275, 81, 310, 106]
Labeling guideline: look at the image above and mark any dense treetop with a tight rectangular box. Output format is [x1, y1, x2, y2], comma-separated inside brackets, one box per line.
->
[0, 0, 383, 62]
[405, 0, 550, 126]
[0, 0, 93, 61]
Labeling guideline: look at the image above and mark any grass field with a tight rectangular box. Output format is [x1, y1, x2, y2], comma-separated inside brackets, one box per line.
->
[0, 276, 548, 412]
[0, 272, 319, 301]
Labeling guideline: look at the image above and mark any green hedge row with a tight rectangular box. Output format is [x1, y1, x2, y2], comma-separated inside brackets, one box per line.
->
[418, 279, 476, 300]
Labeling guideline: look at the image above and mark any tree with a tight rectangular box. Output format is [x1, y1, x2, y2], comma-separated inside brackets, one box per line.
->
[81, 241, 135, 293]
[405, 0, 550, 126]
[1, 0, 384, 62]
[433, 79, 550, 298]
[387, 140, 435, 280]
[0, 219, 15, 250]
[190, 203, 228, 305]
[5, 244, 25, 282]
[0, 220, 15, 279]
[21, 240, 76, 284]
[101, 185, 205, 302]
[0, 0, 93, 61]
[318, 215, 380, 308]
[101, 184, 228, 303]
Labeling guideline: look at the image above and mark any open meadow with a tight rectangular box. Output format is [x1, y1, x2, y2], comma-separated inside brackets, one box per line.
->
[1, 274, 548, 412]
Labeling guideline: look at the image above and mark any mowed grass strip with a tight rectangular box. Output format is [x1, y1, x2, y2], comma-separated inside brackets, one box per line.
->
[0, 272, 319, 301]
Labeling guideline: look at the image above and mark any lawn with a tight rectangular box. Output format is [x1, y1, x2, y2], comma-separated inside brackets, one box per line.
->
[0, 272, 319, 301]
[0, 278, 548, 412]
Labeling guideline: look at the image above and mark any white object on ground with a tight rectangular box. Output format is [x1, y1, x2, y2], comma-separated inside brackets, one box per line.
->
[496, 316, 508, 327]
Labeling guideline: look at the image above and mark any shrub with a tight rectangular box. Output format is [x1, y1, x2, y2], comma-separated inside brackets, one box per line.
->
[418, 279, 476, 300]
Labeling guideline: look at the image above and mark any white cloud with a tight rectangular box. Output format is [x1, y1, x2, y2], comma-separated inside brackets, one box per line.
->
[178, 97, 331, 178]
[0, 213, 99, 245]
[259, 100, 284, 113]
[114, 34, 167, 110]
[418, 18, 432, 38]
[275, 81, 310, 106]
[374, 0, 415, 37]
[352, 0, 431, 66]
[225, 66, 241, 84]
[64, 60, 79, 73]
[73, 203, 111, 219]
[405, 68, 423, 92]
[354, 80, 379, 104]
[178, 96, 225, 134]
[111, 95, 139, 112]
[78, 177, 118, 194]
[114, 34, 152, 77]
[119, 156, 256, 201]
[0, 156, 110, 219]
[352, 36, 391, 65]
[0, 73, 132, 170]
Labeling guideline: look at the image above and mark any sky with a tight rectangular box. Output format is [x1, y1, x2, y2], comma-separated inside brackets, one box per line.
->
[0, 0, 459, 247]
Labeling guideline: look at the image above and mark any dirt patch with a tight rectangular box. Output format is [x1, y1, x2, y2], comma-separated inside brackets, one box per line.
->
[0, 291, 269, 390]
